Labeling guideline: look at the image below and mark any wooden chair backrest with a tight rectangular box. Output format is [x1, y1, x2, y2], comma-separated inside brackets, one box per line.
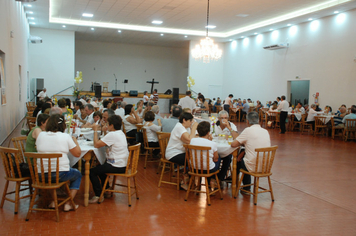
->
[215, 105, 222, 112]
[24, 152, 62, 186]
[253, 146, 278, 174]
[136, 124, 143, 132]
[26, 102, 35, 107]
[26, 116, 37, 131]
[122, 122, 126, 134]
[125, 144, 141, 174]
[300, 113, 307, 123]
[0, 147, 25, 179]
[345, 119, 356, 130]
[157, 132, 170, 159]
[315, 116, 327, 126]
[142, 128, 149, 148]
[11, 136, 27, 163]
[185, 144, 213, 175]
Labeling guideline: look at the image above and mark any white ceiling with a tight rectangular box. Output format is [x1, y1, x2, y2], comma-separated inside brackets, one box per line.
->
[25, 0, 356, 48]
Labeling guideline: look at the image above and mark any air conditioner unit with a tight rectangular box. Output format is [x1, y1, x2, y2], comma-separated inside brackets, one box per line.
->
[263, 43, 289, 50]
[29, 35, 43, 44]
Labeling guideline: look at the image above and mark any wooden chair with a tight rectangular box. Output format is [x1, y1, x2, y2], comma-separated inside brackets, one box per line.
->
[330, 117, 344, 139]
[229, 107, 237, 122]
[26, 102, 35, 107]
[344, 119, 356, 141]
[314, 116, 328, 136]
[98, 143, 140, 207]
[301, 114, 313, 134]
[102, 82, 109, 93]
[157, 132, 181, 190]
[26, 117, 37, 134]
[234, 145, 278, 205]
[208, 104, 213, 114]
[142, 128, 160, 169]
[215, 105, 222, 113]
[11, 136, 27, 162]
[184, 144, 223, 206]
[291, 114, 305, 132]
[24, 152, 76, 222]
[0, 147, 32, 214]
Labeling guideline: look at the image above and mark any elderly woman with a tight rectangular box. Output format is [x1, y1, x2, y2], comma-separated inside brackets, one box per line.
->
[26, 113, 50, 153]
[136, 100, 144, 118]
[58, 98, 68, 115]
[143, 111, 162, 156]
[123, 104, 141, 139]
[306, 104, 323, 130]
[89, 115, 129, 203]
[36, 114, 82, 211]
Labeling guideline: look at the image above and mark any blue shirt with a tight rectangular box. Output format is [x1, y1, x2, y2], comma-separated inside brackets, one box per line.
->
[242, 103, 250, 113]
[342, 113, 356, 124]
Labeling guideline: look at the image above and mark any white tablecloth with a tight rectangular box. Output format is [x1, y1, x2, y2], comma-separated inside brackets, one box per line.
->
[80, 130, 101, 141]
[317, 115, 334, 124]
[67, 140, 106, 167]
[213, 137, 238, 157]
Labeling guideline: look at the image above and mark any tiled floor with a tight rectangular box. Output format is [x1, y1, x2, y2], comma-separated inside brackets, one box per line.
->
[1, 119, 356, 235]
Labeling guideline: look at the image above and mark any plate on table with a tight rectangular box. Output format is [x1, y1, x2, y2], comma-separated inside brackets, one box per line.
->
[80, 128, 92, 132]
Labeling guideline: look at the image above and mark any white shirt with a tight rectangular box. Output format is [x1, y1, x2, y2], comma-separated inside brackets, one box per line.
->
[178, 96, 196, 111]
[79, 98, 87, 105]
[36, 132, 76, 173]
[115, 108, 125, 119]
[215, 122, 238, 136]
[37, 91, 47, 100]
[277, 100, 289, 112]
[190, 137, 217, 170]
[224, 97, 232, 105]
[236, 124, 271, 172]
[101, 130, 129, 168]
[307, 108, 319, 122]
[166, 123, 189, 160]
[143, 95, 149, 103]
[143, 123, 161, 142]
[123, 115, 137, 132]
[91, 101, 99, 108]
[86, 112, 95, 124]
[295, 107, 305, 114]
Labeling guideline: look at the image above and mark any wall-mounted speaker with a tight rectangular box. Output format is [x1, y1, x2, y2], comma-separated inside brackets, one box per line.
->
[112, 90, 121, 96]
[94, 85, 101, 98]
[173, 87, 179, 104]
[129, 90, 138, 96]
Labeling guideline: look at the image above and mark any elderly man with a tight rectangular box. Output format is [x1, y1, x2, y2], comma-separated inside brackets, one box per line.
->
[333, 106, 347, 126]
[37, 88, 47, 101]
[162, 105, 182, 132]
[115, 101, 125, 119]
[82, 104, 95, 127]
[215, 110, 239, 182]
[238, 99, 250, 120]
[151, 105, 163, 125]
[277, 95, 289, 134]
[178, 91, 196, 112]
[342, 105, 356, 125]
[101, 109, 115, 134]
[90, 97, 99, 109]
[231, 111, 271, 194]
[79, 96, 87, 105]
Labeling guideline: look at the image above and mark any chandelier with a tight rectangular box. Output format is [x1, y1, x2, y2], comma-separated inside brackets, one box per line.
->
[191, 0, 222, 63]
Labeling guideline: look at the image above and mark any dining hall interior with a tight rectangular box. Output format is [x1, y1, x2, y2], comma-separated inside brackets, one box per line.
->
[1, 0, 356, 235]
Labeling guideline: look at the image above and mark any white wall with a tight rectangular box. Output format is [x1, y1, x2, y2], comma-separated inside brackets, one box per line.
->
[221, 9, 356, 109]
[29, 28, 75, 98]
[0, 1, 30, 144]
[75, 40, 188, 94]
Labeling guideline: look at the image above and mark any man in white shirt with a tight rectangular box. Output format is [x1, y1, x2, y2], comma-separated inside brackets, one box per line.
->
[231, 111, 271, 194]
[91, 97, 99, 108]
[277, 95, 289, 134]
[37, 88, 47, 101]
[114, 101, 125, 119]
[82, 104, 95, 127]
[178, 91, 196, 112]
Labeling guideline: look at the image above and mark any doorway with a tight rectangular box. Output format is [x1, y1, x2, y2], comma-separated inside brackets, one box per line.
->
[288, 80, 310, 106]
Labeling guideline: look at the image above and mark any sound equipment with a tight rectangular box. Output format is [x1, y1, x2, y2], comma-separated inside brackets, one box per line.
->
[129, 90, 138, 96]
[164, 89, 172, 95]
[112, 90, 121, 96]
[94, 85, 102, 98]
[172, 87, 179, 104]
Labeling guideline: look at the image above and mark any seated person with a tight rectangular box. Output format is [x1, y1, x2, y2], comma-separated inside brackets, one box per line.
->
[81, 104, 95, 128]
[89, 115, 129, 203]
[341, 105, 356, 127]
[36, 114, 82, 211]
[256, 100, 263, 111]
[294, 102, 305, 114]
[162, 105, 182, 133]
[143, 111, 162, 156]
[33, 100, 44, 117]
[190, 121, 221, 186]
[324, 105, 332, 114]
[213, 98, 222, 112]
[93, 111, 102, 124]
[182, 108, 192, 113]
[58, 98, 68, 115]
[306, 104, 323, 130]
[136, 100, 144, 118]
[334, 107, 347, 127]
[123, 104, 141, 140]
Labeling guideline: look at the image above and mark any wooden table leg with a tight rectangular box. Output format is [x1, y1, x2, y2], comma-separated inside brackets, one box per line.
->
[83, 151, 92, 207]
[232, 149, 238, 197]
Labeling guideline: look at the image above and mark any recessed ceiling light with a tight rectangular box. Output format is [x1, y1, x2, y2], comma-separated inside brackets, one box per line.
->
[241, 36, 245, 38]
[28, 17, 34, 20]
[308, 18, 313, 21]
[29, 22, 35, 25]
[287, 24, 292, 26]
[27, 11, 33, 14]
[62, 25, 66, 28]
[205, 25, 216, 29]
[118, 30, 121, 33]
[334, 11, 339, 14]
[160, 33, 164, 36]
[91, 28, 94, 31]
[229, 39, 232, 41]
[254, 33, 258, 35]
[152, 20, 163, 25]
[269, 29, 273, 31]
[184, 35, 188, 38]
[82, 13, 93, 18]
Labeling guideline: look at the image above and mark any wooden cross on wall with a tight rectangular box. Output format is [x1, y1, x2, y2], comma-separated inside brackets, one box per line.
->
[146, 78, 159, 94]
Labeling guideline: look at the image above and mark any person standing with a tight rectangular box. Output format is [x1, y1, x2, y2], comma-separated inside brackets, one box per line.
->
[277, 95, 289, 134]
[37, 88, 47, 101]
[150, 89, 159, 105]
[178, 91, 196, 112]
[223, 94, 233, 113]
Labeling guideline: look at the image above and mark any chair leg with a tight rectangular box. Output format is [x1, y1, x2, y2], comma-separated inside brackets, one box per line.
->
[158, 162, 166, 187]
[215, 174, 223, 200]
[144, 150, 148, 169]
[254, 177, 259, 205]
[0, 180, 9, 208]
[267, 176, 274, 202]
[53, 189, 59, 222]
[127, 178, 131, 207]
[176, 165, 180, 190]
[133, 176, 139, 200]
[99, 176, 110, 203]
[205, 177, 211, 206]
[234, 173, 243, 198]
[26, 188, 38, 221]
[14, 182, 20, 214]
[184, 176, 194, 202]
[156, 159, 162, 174]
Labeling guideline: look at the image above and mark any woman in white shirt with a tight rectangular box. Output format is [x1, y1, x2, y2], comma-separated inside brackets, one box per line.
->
[89, 115, 129, 203]
[307, 104, 323, 130]
[143, 91, 149, 106]
[136, 100, 144, 118]
[143, 111, 162, 155]
[36, 114, 82, 211]
[165, 112, 198, 166]
[123, 104, 141, 141]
